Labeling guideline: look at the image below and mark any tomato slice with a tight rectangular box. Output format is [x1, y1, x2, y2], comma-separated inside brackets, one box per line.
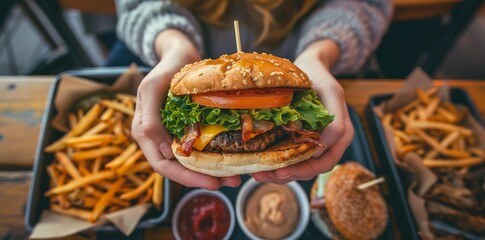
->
[191, 89, 294, 109]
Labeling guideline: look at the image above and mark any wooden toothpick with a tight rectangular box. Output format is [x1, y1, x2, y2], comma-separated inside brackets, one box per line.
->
[357, 177, 385, 190]
[234, 20, 242, 53]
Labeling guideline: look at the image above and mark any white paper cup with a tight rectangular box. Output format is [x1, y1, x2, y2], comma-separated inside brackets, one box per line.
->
[236, 178, 310, 240]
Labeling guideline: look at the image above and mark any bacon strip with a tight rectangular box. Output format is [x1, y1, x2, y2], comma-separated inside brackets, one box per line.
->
[281, 121, 320, 139]
[282, 121, 323, 147]
[241, 114, 275, 142]
[293, 137, 324, 148]
[178, 123, 201, 156]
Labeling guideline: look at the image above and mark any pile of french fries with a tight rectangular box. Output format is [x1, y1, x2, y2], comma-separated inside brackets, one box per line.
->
[44, 93, 163, 223]
[382, 87, 484, 169]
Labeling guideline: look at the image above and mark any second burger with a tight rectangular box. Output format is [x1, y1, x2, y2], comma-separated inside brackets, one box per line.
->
[162, 52, 334, 177]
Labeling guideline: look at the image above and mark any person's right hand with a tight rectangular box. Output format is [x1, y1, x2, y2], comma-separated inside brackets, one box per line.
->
[132, 30, 241, 190]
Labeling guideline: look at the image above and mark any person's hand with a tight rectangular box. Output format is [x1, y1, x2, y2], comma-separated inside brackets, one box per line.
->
[251, 40, 354, 184]
[132, 30, 241, 190]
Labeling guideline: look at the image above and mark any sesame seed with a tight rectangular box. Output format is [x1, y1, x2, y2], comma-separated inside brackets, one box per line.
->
[292, 72, 298, 78]
[289, 68, 295, 72]
[267, 80, 271, 84]
[275, 72, 284, 76]
[242, 72, 247, 77]
[274, 62, 279, 66]
[259, 72, 264, 77]
[242, 79, 247, 85]
[278, 76, 282, 81]
[270, 72, 276, 76]
[227, 66, 231, 70]
[252, 77, 258, 82]
[198, 72, 203, 76]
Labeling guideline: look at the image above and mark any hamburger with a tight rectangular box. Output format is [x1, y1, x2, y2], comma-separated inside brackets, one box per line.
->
[161, 52, 334, 177]
[310, 162, 388, 239]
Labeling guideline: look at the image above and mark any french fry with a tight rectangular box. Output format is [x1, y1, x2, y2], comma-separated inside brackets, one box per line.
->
[47, 165, 71, 208]
[68, 113, 78, 129]
[64, 134, 116, 145]
[121, 173, 156, 200]
[45, 104, 102, 152]
[85, 187, 130, 207]
[83, 197, 99, 208]
[92, 157, 102, 173]
[89, 178, 125, 223]
[414, 129, 470, 158]
[416, 88, 430, 104]
[56, 152, 81, 179]
[101, 108, 115, 122]
[46, 171, 115, 196]
[72, 146, 123, 161]
[408, 121, 472, 136]
[77, 109, 84, 120]
[423, 158, 484, 168]
[101, 100, 134, 116]
[424, 131, 460, 159]
[51, 204, 91, 220]
[469, 148, 484, 157]
[126, 173, 144, 186]
[116, 150, 144, 175]
[78, 163, 91, 176]
[82, 122, 109, 137]
[139, 189, 153, 204]
[152, 174, 163, 209]
[106, 143, 137, 169]
[116, 93, 136, 103]
[126, 162, 152, 174]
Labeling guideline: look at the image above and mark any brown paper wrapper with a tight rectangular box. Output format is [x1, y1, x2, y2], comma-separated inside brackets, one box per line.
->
[30, 65, 152, 239]
[373, 68, 485, 238]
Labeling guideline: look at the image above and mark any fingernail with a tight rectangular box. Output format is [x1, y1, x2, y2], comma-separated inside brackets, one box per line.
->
[279, 174, 293, 180]
[257, 177, 270, 182]
[159, 142, 173, 159]
[221, 179, 236, 187]
[312, 145, 326, 158]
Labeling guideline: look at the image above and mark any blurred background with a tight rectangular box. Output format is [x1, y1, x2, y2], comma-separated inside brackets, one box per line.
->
[0, 0, 484, 79]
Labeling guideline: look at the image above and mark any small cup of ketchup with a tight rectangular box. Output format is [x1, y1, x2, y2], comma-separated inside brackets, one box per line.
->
[172, 189, 235, 240]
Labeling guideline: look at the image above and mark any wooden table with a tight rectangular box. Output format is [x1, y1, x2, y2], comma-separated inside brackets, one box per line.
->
[1, 76, 485, 239]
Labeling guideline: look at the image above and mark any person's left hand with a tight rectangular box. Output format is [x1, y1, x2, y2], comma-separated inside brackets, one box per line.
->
[251, 40, 354, 184]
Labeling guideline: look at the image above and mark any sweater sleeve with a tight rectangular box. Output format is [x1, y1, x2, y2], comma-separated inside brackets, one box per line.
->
[116, 0, 204, 66]
[296, 0, 393, 75]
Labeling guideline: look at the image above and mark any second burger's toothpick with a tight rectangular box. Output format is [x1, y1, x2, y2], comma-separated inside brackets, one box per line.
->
[357, 177, 385, 190]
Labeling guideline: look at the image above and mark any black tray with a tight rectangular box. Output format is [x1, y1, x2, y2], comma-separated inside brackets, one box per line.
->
[365, 88, 485, 240]
[25, 67, 171, 233]
[183, 106, 395, 239]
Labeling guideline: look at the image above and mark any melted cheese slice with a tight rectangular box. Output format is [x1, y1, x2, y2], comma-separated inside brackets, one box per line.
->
[193, 124, 228, 151]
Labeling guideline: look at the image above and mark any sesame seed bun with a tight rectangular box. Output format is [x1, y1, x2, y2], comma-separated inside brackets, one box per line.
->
[319, 162, 388, 240]
[170, 52, 312, 95]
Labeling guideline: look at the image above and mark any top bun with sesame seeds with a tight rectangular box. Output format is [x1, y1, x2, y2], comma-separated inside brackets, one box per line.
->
[162, 52, 334, 177]
[170, 52, 312, 95]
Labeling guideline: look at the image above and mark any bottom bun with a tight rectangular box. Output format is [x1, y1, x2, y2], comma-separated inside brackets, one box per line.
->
[171, 140, 317, 177]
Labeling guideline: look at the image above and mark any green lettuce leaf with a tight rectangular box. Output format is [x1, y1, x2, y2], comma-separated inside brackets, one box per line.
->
[161, 90, 334, 139]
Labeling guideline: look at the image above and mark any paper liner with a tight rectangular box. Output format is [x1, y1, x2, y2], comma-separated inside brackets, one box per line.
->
[30, 65, 153, 238]
[373, 68, 485, 238]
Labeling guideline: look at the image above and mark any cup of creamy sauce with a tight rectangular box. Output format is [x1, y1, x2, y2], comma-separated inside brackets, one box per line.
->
[236, 178, 310, 240]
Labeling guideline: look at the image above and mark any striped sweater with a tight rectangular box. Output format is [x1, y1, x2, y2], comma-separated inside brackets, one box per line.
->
[116, 0, 392, 75]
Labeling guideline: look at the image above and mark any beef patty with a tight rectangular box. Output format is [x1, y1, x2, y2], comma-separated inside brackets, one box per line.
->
[204, 127, 286, 153]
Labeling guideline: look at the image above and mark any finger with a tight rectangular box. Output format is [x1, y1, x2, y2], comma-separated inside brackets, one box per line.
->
[251, 171, 276, 182]
[220, 176, 241, 187]
[313, 85, 347, 158]
[139, 138, 222, 190]
[275, 114, 354, 180]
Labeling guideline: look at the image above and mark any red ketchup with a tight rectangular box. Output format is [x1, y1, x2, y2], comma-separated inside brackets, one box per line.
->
[177, 195, 230, 240]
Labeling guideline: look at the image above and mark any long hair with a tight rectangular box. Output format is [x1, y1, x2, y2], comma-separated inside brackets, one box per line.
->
[173, 0, 317, 46]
